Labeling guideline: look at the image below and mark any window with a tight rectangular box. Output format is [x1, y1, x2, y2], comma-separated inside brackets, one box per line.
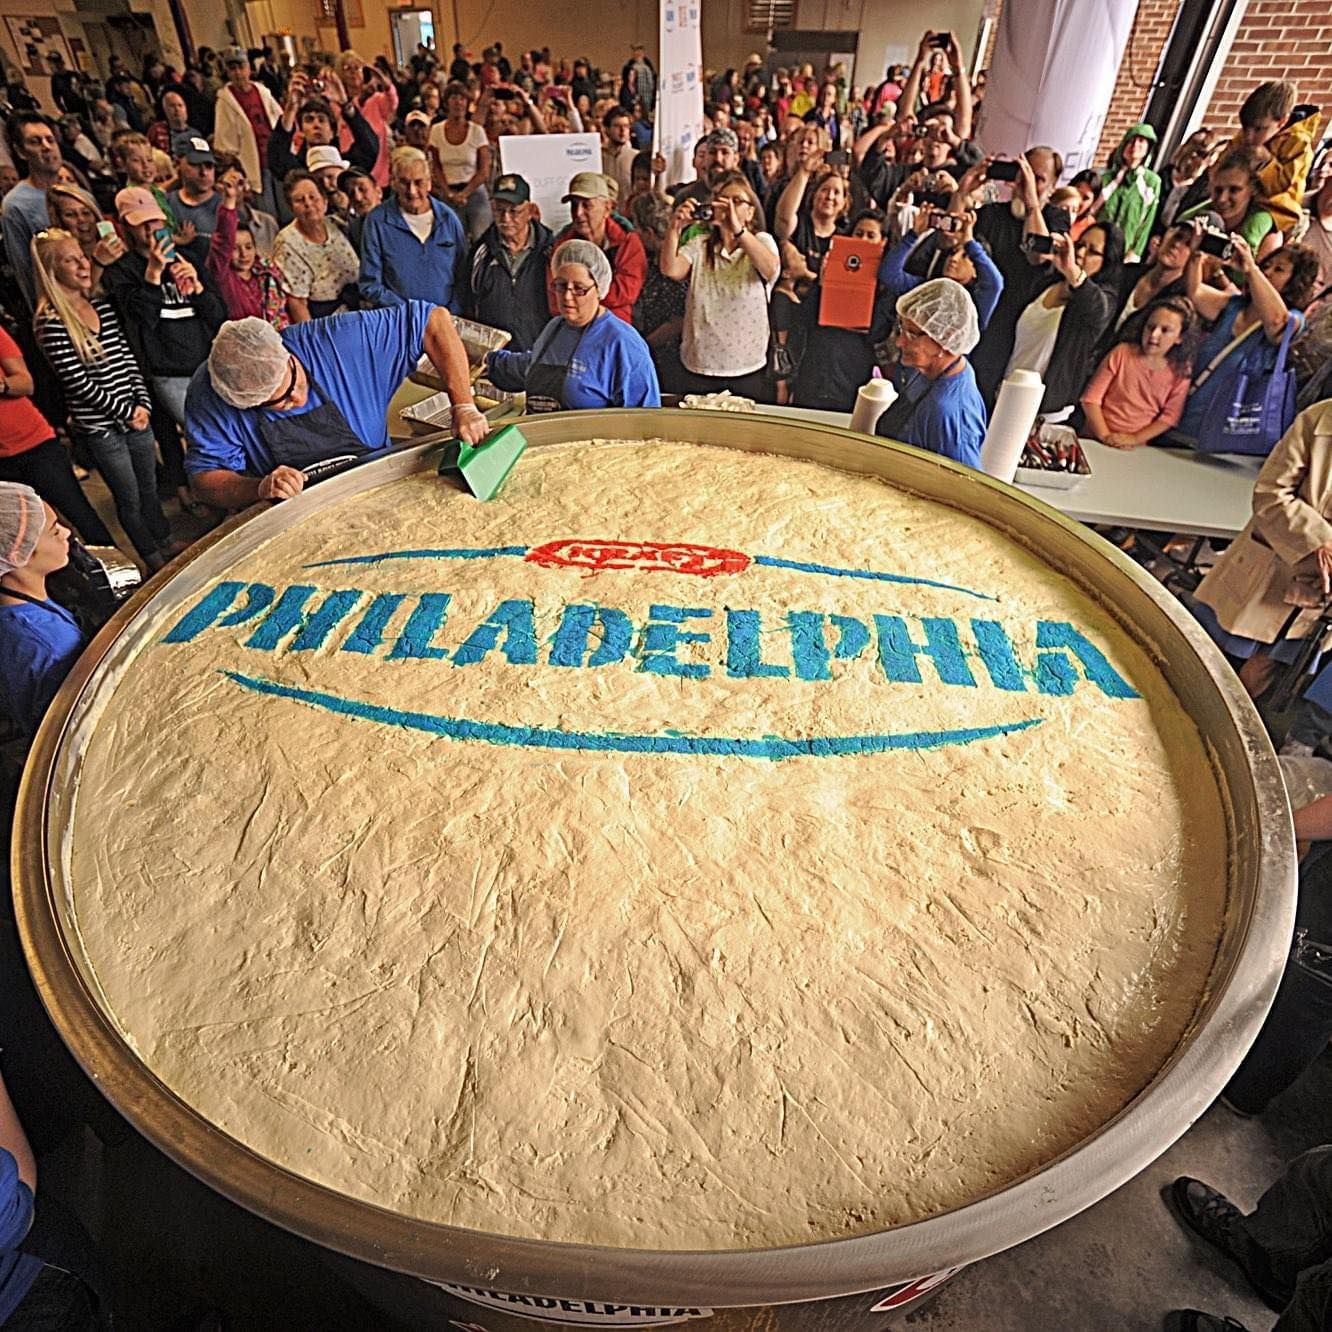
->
[746, 0, 798, 32]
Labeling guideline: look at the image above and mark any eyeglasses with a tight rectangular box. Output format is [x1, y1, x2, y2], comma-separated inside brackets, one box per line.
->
[553, 280, 595, 297]
[898, 323, 931, 340]
[258, 356, 299, 409]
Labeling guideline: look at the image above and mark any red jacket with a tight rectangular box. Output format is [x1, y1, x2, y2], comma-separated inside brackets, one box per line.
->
[547, 216, 647, 324]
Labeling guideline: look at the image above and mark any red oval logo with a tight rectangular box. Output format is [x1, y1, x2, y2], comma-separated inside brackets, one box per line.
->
[525, 539, 751, 578]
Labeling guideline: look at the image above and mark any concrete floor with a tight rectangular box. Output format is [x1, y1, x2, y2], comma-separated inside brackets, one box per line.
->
[27, 460, 1323, 1331]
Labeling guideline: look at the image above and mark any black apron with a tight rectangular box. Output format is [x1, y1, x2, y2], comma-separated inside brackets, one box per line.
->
[525, 317, 594, 414]
[258, 370, 370, 482]
[875, 358, 962, 444]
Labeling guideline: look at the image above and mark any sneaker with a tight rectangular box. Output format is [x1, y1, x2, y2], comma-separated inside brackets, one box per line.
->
[1165, 1178, 1288, 1312]
[1163, 1312, 1251, 1332]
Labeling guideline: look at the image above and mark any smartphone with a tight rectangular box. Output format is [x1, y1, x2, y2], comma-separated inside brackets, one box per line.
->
[153, 225, 177, 261]
[492, 87, 518, 100]
[930, 211, 964, 234]
[917, 189, 951, 211]
[1199, 230, 1233, 260]
[986, 160, 1021, 182]
[95, 220, 116, 241]
[1022, 233, 1054, 256]
[930, 32, 951, 48]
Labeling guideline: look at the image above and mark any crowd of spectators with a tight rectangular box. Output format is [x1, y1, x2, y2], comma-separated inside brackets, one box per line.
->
[0, 25, 1331, 1329]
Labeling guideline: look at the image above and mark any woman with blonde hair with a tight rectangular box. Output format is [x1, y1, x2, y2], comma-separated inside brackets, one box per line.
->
[45, 182, 127, 288]
[659, 170, 779, 397]
[31, 230, 175, 568]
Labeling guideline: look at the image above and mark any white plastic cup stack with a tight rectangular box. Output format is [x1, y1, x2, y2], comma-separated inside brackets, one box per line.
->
[849, 376, 899, 436]
[980, 369, 1045, 482]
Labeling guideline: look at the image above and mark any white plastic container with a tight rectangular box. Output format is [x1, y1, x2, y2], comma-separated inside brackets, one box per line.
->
[848, 376, 899, 435]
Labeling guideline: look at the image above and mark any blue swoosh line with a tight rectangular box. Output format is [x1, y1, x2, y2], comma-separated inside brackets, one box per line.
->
[304, 545, 529, 569]
[222, 670, 1043, 761]
[302, 546, 996, 600]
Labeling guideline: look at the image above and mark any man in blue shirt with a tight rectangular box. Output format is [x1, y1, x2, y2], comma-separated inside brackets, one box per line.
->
[183, 301, 489, 509]
[358, 147, 465, 311]
[876, 278, 988, 470]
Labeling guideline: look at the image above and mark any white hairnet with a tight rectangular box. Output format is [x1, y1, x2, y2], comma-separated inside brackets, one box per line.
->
[0, 482, 45, 576]
[552, 239, 612, 299]
[896, 278, 980, 357]
[208, 318, 292, 409]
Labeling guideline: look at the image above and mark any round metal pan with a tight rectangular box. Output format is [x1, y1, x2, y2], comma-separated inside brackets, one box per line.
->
[12, 409, 1296, 1307]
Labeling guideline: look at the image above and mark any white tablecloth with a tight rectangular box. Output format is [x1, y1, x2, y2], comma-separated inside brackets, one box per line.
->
[751, 406, 1261, 540]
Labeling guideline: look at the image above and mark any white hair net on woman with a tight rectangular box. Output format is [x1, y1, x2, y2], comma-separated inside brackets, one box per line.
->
[552, 239, 612, 300]
[0, 482, 45, 576]
[895, 278, 981, 357]
[207, 317, 292, 409]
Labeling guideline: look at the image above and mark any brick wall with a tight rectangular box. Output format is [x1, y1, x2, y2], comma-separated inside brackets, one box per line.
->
[1093, 0, 1332, 165]
[1206, 0, 1332, 129]
[1096, 0, 1183, 161]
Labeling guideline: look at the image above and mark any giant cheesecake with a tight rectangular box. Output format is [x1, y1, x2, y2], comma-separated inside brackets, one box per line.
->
[64, 438, 1228, 1250]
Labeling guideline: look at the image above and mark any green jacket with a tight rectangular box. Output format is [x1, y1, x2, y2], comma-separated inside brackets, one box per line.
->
[1100, 123, 1161, 262]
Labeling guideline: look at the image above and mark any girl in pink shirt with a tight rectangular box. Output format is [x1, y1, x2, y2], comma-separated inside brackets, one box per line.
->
[1081, 295, 1196, 448]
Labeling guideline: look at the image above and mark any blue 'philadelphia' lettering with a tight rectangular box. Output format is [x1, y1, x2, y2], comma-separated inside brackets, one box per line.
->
[160, 580, 1140, 700]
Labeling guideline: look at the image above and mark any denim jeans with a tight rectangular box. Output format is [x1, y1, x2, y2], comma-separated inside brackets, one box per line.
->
[80, 425, 171, 562]
[0, 437, 113, 547]
[150, 374, 191, 427]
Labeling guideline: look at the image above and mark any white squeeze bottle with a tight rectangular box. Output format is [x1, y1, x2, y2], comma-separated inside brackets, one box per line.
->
[849, 368, 898, 435]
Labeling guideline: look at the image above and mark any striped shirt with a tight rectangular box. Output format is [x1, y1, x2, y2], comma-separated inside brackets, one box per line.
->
[36, 298, 151, 436]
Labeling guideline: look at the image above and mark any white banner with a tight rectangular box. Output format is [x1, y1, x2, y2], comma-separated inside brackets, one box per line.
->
[980, 0, 1141, 178]
[657, 0, 704, 186]
[499, 132, 601, 231]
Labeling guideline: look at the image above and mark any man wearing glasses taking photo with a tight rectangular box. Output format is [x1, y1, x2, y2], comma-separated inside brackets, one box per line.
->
[182, 302, 489, 508]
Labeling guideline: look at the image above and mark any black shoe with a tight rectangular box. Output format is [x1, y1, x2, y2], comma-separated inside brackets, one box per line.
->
[1165, 1177, 1288, 1312]
[1163, 1311, 1251, 1332]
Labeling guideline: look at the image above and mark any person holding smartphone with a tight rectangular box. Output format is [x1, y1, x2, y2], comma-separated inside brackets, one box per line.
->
[32, 230, 177, 568]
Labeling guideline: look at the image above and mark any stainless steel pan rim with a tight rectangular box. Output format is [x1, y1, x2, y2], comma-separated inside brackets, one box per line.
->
[13, 410, 1296, 1307]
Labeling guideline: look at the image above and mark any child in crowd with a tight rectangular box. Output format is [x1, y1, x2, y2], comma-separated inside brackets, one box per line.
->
[207, 173, 290, 328]
[1080, 294, 1195, 449]
[110, 129, 177, 231]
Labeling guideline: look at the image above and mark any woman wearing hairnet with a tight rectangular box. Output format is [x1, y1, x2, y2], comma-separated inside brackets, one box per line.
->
[485, 240, 660, 412]
[182, 301, 490, 508]
[876, 277, 988, 469]
[0, 484, 85, 738]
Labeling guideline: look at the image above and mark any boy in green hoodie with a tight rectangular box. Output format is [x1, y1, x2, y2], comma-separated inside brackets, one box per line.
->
[1100, 123, 1161, 263]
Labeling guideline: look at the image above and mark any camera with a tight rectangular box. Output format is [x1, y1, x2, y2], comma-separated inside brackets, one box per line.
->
[986, 160, 1020, 182]
[1199, 228, 1234, 260]
[916, 189, 951, 211]
[694, 204, 713, 222]
[493, 87, 518, 100]
[845, 253, 862, 271]
[930, 211, 964, 233]
[1022, 233, 1054, 256]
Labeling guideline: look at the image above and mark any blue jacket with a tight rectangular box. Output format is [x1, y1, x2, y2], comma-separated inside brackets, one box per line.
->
[358, 196, 465, 312]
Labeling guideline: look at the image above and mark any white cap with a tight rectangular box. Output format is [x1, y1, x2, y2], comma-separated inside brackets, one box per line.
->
[306, 144, 350, 172]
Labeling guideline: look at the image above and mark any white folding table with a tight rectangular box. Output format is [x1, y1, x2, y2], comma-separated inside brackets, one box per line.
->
[754, 406, 1262, 540]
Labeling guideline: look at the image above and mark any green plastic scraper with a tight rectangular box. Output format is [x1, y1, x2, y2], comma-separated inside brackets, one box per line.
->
[437, 422, 528, 500]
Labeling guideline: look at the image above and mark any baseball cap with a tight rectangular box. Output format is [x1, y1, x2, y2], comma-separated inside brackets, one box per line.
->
[705, 127, 739, 151]
[173, 134, 215, 164]
[562, 171, 613, 202]
[405, 109, 432, 128]
[115, 186, 166, 226]
[491, 173, 530, 204]
[306, 144, 350, 172]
